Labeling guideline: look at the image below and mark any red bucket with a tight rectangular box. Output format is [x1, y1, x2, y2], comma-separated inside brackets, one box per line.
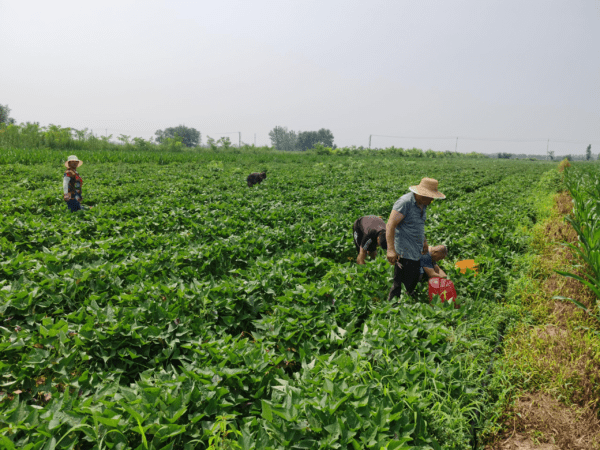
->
[428, 277, 457, 304]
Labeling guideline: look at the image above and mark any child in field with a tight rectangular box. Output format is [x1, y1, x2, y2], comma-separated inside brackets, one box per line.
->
[63, 155, 84, 212]
[420, 244, 448, 281]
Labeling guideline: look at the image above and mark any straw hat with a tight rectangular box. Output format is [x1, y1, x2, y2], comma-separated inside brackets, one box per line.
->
[64, 155, 83, 168]
[409, 178, 445, 199]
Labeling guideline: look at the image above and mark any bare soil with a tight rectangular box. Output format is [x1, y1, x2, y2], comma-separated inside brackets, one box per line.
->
[491, 393, 600, 450]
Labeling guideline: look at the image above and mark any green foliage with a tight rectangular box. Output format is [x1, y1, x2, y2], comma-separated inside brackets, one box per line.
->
[0, 149, 557, 448]
[159, 136, 185, 152]
[537, 168, 566, 193]
[269, 127, 334, 151]
[0, 104, 15, 125]
[297, 129, 334, 151]
[555, 167, 600, 320]
[155, 125, 201, 148]
[268, 126, 298, 151]
[43, 125, 75, 149]
[206, 136, 232, 152]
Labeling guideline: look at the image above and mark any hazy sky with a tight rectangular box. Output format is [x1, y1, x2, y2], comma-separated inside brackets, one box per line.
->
[2, 0, 599, 155]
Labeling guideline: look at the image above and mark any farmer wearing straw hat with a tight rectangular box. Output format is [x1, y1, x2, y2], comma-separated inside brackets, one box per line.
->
[386, 178, 445, 300]
[63, 155, 84, 212]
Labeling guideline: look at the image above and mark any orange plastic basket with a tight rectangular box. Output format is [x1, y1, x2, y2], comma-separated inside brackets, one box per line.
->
[455, 259, 478, 275]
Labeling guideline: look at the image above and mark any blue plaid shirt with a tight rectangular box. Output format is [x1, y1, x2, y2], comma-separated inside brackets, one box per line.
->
[392, 192, 427, 261]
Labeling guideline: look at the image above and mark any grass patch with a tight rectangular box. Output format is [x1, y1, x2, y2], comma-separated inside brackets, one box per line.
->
[482, 186, 600, 448]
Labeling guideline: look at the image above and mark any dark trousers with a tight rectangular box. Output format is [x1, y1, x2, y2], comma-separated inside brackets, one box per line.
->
[66, 199, 82, 212]
[388, 258, 421, 300]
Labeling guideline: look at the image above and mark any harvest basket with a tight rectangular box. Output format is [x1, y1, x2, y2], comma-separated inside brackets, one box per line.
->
[428, 277, 458, 305]
[455, 259, 478, 275]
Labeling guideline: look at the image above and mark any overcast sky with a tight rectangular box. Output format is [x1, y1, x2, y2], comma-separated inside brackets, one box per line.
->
[1, 0, 599, 155]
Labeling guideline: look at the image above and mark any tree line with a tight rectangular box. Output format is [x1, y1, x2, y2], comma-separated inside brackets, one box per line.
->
[2, 103, 596, 159]
[268, 126, 334, 151]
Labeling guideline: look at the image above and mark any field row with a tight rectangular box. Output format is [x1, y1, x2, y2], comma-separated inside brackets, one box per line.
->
[1, 151, 556, 449]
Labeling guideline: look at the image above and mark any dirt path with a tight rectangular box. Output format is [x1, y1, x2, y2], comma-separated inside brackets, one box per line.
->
[486, 193, 600, 449]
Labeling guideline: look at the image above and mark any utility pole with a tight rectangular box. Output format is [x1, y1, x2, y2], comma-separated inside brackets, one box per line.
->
[254, 134, 256, 146]
[239, 132, 241, 148]
[455, 137, 458, 153]
[369, 135, 372, 149]
[547, 138, 550, 160]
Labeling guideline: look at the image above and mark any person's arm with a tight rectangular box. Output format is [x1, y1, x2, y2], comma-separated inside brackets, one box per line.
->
[424, 265, 447, 279]
[386, 210, 405, 264]
[422, 238, 428, 254]
[357, 246, 368, 265]
[63, 174, 71, 200]
[357, 232, 375, 264]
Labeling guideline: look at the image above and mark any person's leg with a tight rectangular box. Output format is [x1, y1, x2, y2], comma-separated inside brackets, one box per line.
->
[402, 259, 421, 296]
[66, 199, 81, 212]
[388, 262, 404, 300]
[388, 258, 421, 301]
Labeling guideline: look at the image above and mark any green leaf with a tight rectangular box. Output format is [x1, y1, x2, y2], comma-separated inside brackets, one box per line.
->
[261, 400, 273, 422]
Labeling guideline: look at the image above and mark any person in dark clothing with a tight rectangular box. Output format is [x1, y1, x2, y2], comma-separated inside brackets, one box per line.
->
[247, 172, 267, 187]
[63, 155, 84, 212]
[353, 215, 388, 264]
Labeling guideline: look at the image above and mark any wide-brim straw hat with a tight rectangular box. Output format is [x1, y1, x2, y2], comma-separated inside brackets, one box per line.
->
[64, 155, 83, 168]
[409, 177, 445, 199]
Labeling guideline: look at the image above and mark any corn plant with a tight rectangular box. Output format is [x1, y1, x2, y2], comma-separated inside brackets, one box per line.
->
[555, 168, 600, 318]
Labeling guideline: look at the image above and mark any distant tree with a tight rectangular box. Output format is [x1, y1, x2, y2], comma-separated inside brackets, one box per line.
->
[547, 150, 555, 161]
[268, 126, 298, 151]
[565, 154, 573, 161]
[297, 128, 335, 151]
[217, 136, 231, 150]
[586, 144, 592, 161]
[155, 125, 200, 147]
[0, 104, 15, 125]
[498, 152, 512, 159]
[297, 131, 319, 151]
[317, 128, 334, 147]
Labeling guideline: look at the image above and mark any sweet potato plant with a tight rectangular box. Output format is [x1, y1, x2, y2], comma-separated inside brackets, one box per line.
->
[0, 149, 555, 449]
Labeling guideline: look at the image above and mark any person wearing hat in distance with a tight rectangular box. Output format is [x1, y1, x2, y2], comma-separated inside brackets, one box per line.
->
[353, 215, 388, 264]
[386, 178, 445, 300]
[420, 244, 448, 281]
[63, 155, 84, 212]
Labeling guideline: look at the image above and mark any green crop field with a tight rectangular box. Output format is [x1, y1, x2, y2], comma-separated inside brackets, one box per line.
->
[0, 148, 559, 449]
